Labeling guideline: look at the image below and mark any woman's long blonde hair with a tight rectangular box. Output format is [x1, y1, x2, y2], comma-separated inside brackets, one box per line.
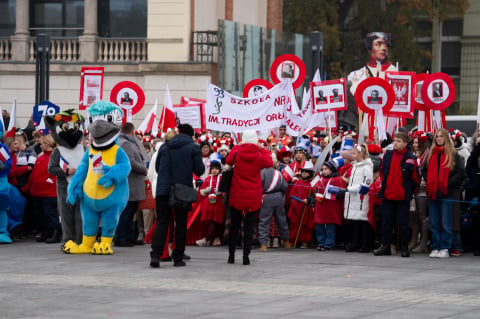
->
[427, 128, 455, 170]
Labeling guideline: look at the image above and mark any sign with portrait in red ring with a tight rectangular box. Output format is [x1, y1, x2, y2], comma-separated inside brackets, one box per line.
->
[354, 77, 395, 115]
[413, 73, 429, 112]
[243, 79, 274, 98]
[110, 81, 145, 115]
[420, 72, 456, 111]
[269, 54, 306, 89]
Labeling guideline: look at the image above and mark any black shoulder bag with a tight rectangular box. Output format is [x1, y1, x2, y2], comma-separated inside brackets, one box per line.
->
[166, 142, 198, 207]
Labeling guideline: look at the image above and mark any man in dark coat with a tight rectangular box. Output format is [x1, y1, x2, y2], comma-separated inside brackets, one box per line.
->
[150, 124, 205, 268]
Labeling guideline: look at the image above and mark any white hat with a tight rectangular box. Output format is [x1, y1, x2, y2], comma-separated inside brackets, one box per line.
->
[242, 130, 258, 145]
[300, 160, 315, 171]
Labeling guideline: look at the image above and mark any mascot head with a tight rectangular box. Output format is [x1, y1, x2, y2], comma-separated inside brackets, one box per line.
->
[86, 101, 123, 149]
[45, 109, 84, 148]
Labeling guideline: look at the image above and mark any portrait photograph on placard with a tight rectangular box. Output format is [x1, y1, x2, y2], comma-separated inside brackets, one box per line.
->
[310, 79, 347, 113]
[281, 62, 295, 79]
[386, 71, 415, 118]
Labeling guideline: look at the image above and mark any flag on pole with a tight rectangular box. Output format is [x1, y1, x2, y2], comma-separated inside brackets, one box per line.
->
[158, 85, 177, 133]
[0, 146, 10, 163]
[137, 99, 158, 134]
[6, 98, 16, 138]
[59, 156, 69, 174]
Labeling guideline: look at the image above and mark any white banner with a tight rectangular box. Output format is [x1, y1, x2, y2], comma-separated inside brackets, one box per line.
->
[206, 81, 303, 135]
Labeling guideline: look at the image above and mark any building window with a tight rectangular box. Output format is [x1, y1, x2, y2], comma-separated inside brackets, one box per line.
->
[30, 0, 84, 37]
[98, 0, 147, 38]
[415, 19, 462, 76]
[0, 0, 16, 37]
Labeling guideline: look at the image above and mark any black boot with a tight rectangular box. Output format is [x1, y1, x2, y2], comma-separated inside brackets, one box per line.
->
[228, 255, 235, 264]
[401, 242, 410, 258]
[373, 242, 391, 256]
[45, 226, 62, 244]
[150, 251, 160, 268]
[243, 256, 250, 265]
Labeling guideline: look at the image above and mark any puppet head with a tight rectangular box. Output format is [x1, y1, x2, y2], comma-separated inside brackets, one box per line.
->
[365, 32, 391, 62]
[86, 101, 123, 149]
[45, 109, 84, 148]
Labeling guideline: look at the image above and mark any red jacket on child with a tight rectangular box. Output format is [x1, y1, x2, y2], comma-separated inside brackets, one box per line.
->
[312, 175, 346, 225]
[199, 174, 226, 224]
[23, 150, 57, 198]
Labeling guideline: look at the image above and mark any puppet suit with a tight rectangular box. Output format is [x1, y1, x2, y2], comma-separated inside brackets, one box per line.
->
[63, 101, 131, 254]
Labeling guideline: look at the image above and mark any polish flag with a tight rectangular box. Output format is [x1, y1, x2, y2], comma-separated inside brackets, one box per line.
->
[158, 85, 177, 133]
[59, 156, 69, 174]
[6, 98, 16, 138]
[137, 99, 158, 134]
[0, 146, 10, 163]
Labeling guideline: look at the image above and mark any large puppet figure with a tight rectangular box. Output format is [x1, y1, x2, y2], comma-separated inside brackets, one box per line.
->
[46, 110, 85, 244]
[348, 32, 397, 95]
[63, 101, 131, 254]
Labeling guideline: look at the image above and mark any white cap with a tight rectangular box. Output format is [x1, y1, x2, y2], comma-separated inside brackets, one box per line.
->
[242, 130, 258, 145]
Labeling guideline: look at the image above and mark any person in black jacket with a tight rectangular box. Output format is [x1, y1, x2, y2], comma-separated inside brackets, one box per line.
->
[150, 124, 205, 268]
[374, 132, 420, 257]
[423, 128, 465, 258]
[465, 131, 480, 255]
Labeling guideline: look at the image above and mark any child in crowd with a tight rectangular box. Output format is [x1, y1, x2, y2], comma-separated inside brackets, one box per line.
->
[312, 158, 346, 250]
[196, 157, 225, 246]
[288, 160, 315, 248]
[22, 135, 60, 243]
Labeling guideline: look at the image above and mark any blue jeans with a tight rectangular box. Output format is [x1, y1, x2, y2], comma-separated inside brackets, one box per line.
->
[428, 198, 453, 251]
[315, 224, 336, 249]
[115, 201, 138, 242]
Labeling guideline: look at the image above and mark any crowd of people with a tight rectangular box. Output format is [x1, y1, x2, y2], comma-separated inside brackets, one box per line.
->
[2, 119, 480, 266]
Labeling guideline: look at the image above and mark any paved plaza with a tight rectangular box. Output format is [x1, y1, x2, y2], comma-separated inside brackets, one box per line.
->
[1, 239, 480, 318]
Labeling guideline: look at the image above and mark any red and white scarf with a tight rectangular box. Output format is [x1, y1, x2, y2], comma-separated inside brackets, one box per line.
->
[426, 146, 449, 199]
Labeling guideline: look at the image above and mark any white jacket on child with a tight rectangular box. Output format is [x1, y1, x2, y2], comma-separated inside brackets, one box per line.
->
[344, 158, 373, 221]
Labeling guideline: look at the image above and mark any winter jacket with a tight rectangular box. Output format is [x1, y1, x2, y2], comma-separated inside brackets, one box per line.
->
[23, 150, 57, 198]
[312, 175, 346, 225]
[422, 152, 465, 199]
[261, 167, 288, 207]
[119, 134, 146, 201]
[344, 158, 373, 221]
[155, 133, 205, 197]
[378, 149, 420, 201]
[226, 144, 273, 211]
[455, 143, 470, 167]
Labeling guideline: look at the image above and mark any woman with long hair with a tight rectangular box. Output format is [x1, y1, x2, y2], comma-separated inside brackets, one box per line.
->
[409, 132, 430, 253]
[423, 128, 465, 258]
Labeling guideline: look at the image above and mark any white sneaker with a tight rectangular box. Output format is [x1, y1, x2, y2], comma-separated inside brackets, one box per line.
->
[429, 250, 439, 258]
[437, 249, 450, 258]
[212, 238, 221, 246]
[195, 238, 208, 246]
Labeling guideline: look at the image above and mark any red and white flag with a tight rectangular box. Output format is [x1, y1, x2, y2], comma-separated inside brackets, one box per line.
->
[59, 156, 69, 174]
[158, 85, 177, 133]
[6, 98, 16, 138]
[0, 146, 10, 163]
[137, 99, 158, 134]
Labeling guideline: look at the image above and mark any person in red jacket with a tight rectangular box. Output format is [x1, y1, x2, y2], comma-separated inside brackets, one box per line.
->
[225, 130, 273, 265]
[23, 135, 60, 243]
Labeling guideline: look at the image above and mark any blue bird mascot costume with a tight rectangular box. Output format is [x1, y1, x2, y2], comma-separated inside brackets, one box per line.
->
[0, 120, 14, 243]
[63, 101, 131, 254]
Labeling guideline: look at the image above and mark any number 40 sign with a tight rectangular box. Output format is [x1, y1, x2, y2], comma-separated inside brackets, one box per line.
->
[33, 100, 60, 132]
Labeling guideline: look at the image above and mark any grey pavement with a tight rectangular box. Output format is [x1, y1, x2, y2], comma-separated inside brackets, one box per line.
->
[1, 239, 480, 319]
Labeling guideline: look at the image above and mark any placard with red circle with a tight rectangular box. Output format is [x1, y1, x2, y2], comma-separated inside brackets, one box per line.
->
[242, 79, 274, 98]
[420, 72, 456, 111]
[270, 54, 306, 89]
[110, 81, 145, 115]
[354, 77, 395, 115]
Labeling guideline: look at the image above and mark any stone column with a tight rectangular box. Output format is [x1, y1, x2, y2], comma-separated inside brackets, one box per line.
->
[79, 0, 98, 62]
[10, 0, 30, 62]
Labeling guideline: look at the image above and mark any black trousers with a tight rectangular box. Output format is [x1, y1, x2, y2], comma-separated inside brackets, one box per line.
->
[381, 198, 410, 246]
[229, 207, 257, 258]
[349, 220, 372, 250]
[151, 196, 190, 262]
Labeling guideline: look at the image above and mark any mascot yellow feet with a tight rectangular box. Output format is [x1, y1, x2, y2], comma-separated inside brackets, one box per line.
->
[92, 237, 114, 255]
[62, 236, 96, 254]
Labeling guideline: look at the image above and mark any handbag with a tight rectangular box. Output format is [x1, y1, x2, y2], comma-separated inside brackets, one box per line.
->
[218, 153, 237, 193]
[166, 142, 198, 207]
